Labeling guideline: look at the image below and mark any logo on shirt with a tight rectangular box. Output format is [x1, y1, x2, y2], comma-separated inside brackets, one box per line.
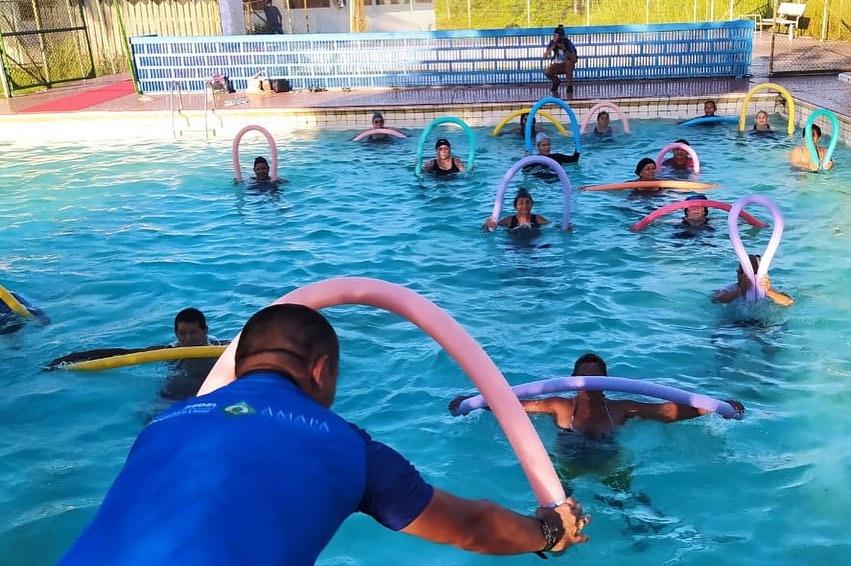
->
[223, 401, 255, 416]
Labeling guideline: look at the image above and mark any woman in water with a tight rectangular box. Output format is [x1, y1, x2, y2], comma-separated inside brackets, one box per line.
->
[674, 194, 714, 239]
[423, 138, 465, 176]
[593, 111, 612, 135]
[712, 254, 793, 306]
[753, 110, 772, 133]
[483, 188, 549, 230]
[248, 156, 285, 187]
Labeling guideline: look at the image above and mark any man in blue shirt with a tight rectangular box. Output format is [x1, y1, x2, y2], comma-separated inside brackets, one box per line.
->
[61, 304, 591, 563]
[544, 24, 578, 95]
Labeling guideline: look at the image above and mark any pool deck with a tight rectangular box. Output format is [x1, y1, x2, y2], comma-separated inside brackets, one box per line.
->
[1, 33, 849, 141]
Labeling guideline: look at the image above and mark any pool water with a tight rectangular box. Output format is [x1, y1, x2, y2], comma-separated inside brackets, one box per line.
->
[1, 117, 850, 564]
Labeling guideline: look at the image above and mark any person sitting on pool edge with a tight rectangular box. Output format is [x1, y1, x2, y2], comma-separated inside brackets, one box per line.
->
[712, 254, 794, 307]
[483, 188, 550, 231]
[593, 111, 611, 135]
[61, 304, 591, 564]
[660, 139, 694, 172]
[753, 111, 772, 133]
[533, 132, 580, 164]
[423, 138, 465, 176]
[789, 124, 834, 171]
[0, 287, 50, 335]
[449, 353, 744, 439]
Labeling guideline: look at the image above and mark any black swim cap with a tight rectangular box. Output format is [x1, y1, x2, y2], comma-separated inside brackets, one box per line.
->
[635, 157, 655, 175]
[685, 194, 708, 201]
[435, 138, 451, 149]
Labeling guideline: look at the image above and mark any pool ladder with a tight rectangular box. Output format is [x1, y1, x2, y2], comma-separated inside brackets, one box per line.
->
[169, 81, 223, 140]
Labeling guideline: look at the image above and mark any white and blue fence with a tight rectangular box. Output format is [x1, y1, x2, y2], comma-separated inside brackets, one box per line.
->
[131, 21, 753, 94]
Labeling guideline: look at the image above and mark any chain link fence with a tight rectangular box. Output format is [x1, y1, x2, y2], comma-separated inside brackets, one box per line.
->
[0, 0, 95, 94]
[432, 0, 768, 28]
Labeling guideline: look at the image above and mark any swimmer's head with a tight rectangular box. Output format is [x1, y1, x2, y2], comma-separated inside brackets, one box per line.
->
[235, 304, 340, 407]
[805, 124, 822, 141]
[684, 194, 709, 220]
[675, 138, 690, 146]
[253, 156, 270, 180]
[174, 308, 209, 347]
[435, 138, 451, 151]
[736, 254, 762, 289]
[572, 352, 607, 376]
[704, 100, 717, 115]
[597, 111, 610, 127]
[535, 132, 551, 154]
[513, 188, 534, 210]
[635, 157, 656, 178]
[371, 112, 384, 127]
[672, 140, 690, 165]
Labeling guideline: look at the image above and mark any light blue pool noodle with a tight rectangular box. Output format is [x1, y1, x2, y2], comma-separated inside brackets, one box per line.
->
[524, 97, 583, 154]
[805, 109, 839, 170]
[680, 115, 739, 127]
[488, 156, 572, 231]
[454, 376, 743, 420]
[415, 116, 477, 177]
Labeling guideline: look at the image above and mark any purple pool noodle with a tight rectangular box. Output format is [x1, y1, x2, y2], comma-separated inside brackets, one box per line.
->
[454, 376, 743, 419]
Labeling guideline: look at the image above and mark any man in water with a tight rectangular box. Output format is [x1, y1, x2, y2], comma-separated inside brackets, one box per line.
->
[451, 353, 743, 439]
[45, 308, 227, 401]
[789, 124, 834, 171]
[61, 304, 590, 563]
[161, 308, 229, 400]
[0, 288, 50, 334]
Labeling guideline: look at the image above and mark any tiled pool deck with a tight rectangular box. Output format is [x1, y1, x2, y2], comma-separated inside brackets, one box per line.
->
[1, 35, 849, 143]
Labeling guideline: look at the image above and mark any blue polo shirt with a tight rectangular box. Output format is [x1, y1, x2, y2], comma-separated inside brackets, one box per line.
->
[61, 371, 434, 564]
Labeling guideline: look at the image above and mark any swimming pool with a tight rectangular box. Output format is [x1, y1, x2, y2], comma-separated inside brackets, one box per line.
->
[1, 116, 850, 564]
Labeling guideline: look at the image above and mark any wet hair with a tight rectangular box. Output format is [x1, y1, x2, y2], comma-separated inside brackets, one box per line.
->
[684, 194, 709, 217]
[554, 24, 565, 36]
[235, 304, 339, 373]
[435, 138, 451, 149]
[635, 157, 655, 175]
[254, 156, 269, 167]
[737, 254, 762, 274]
[674, 138, 690, 146]
[705, 100, 717, 110]
[572, 352, 607, 376]
[597, 111, 609, 120]
[372, 112, 384, 122]
[174, 308, 207, 333]
[513, 188, 533, 207]
[805, 124, 822, 138]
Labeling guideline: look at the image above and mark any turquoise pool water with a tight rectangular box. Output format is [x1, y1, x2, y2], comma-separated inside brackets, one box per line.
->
[1, 117, 850, 564]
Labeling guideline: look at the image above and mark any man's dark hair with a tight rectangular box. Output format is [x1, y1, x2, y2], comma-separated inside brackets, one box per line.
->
[572, 352, 607, 376]
[235, 304, 339, 369]
[174, 308, 207, 333]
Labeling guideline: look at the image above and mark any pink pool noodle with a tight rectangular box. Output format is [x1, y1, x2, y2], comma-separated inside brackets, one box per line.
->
[655, 142, 700, 173]
[232, 125, 278, 181]
[631, 200, 767, 232]
[200, 277, 566, 508]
